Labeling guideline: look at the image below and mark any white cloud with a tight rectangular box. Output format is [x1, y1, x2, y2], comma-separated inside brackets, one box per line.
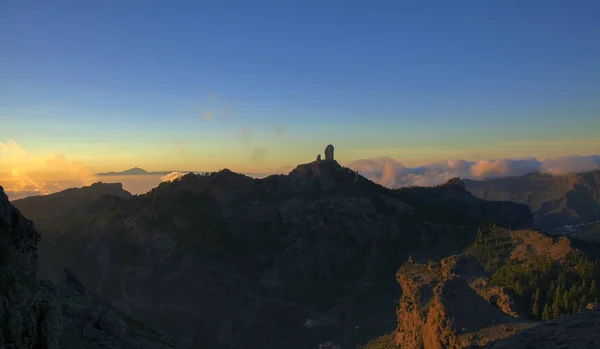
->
[160, 171, 185, 183]
[347, 155, 600, 188]
[0, 139, 97, 200]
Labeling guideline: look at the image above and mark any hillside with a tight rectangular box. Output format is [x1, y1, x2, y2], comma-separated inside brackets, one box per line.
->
[389, 226, 600, 349]
[0, 185, 184, 349]
[464, 170, 600, 236]
[12, 156, 533, 349]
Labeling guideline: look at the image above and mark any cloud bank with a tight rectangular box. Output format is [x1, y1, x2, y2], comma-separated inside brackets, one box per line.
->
[347, 155, 600, 188]
[160, 171, 186, 183]
[0, 140, 97, 200]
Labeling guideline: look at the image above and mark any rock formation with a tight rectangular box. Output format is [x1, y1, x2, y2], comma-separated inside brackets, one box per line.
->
[0, 185, 183, 349]
[316, 154, 322, 162]
[394, 255, 534, 349]
[325, 144, 334, 161]
[445, 177, 465, 188]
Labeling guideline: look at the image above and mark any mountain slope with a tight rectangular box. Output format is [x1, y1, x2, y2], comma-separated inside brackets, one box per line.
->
[464, 170, 600, 234]
[392, 226, 600, 349]
[12, 159, 534, 349]
[0, 185, 183, 349]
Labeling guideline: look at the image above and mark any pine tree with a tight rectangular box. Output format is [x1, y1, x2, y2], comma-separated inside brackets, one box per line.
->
[562, 293, 570, 314]
[591, 280, 598, 298]
[542, 303, 552, 321]
[531, 287, 542, 319]
[552, 290, 562, 318]
[572, 301, 579, 314]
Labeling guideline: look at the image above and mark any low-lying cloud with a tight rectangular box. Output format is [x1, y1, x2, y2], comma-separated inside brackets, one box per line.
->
[160, 171, 186, 183]
[1, 140, 97, 200]
[347, 155, 600, 188]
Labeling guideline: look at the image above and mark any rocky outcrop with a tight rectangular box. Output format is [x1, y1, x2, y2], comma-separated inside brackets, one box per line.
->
[0, 185, 44, 348]
[445, 177, 465, 188]
[0, 185, 182, 349]
[395, 255, 534, 349]
[325, 144, 335, 161]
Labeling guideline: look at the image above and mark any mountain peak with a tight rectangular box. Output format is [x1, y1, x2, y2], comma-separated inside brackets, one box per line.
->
[444, 177, 465, 188]
[119, 167, 148, 175]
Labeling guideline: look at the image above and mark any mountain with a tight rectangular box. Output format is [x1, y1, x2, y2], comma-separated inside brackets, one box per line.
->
[96, 167, 184, 176]
[12, 157, 534, 349]
[464, 170, 600, 236]
[13, 182, 133, 227]
[0, 185, 184, 348]
[388, 226, 600, 349]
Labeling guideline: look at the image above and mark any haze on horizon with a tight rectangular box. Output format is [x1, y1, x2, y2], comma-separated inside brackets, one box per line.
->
[1, 1, 600, 200]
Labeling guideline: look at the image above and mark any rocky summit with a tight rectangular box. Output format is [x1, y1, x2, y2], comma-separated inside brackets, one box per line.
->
[5, 150, 600, 349]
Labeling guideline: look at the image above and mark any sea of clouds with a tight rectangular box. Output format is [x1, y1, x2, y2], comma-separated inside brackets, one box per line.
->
[346, 155, 600, 188]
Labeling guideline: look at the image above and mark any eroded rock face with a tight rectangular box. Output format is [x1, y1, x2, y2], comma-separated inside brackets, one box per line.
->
[0, 185, 182, 349]
[395, 255, 534, 349]
[325, 144, 335, 161]
[0, 185, 44, 348]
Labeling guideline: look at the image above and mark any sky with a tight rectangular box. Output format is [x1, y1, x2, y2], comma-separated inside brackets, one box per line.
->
[1, 0, 600, 198]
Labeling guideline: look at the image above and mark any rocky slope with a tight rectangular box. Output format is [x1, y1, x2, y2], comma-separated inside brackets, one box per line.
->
[394, 255, 535, 349]
[392, 227, 600, 349]
[12, 158, 534, 349]
[464, 170, 600, 233]
[0, 185, 183, 349]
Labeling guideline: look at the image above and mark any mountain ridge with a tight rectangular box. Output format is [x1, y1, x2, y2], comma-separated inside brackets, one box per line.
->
[464, 169, 600, 235]
[12, 156, 535, 348]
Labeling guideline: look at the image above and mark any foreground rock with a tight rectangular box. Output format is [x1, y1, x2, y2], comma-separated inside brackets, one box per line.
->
[394, 255, 535, 349]
[0, 185, 182, 349]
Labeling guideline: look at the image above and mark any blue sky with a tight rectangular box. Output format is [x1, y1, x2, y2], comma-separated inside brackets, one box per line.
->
[1, 0, 600, 173]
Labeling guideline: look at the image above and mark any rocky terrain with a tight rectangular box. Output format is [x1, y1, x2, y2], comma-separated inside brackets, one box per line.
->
[388, 226, 600, 349]
[464, 170, 600, 234]
[12, 150, 535, 349]
[0, 185, 183, 349]
[5, 147, 600, 348]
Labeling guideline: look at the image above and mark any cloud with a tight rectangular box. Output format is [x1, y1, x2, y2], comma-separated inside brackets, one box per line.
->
[539, 155, 600, 175]
[172, 141, 186, 155]
[347, 155, 600, 188]
[238, 125, 252, 142]
[250, 147, 267, 164]
[160, 171, 185, 183]
[194, 94, 237, 123]
[0, 139, 97, 200]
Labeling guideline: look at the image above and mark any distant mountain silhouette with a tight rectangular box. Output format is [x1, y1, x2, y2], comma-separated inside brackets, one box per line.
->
[464, 170, 600, 233]
[96, 167, 189, 176]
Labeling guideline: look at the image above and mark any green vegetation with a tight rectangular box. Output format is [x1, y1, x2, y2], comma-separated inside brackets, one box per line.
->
[469, 229, 600, 321]
[469, 226, 513, 271]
